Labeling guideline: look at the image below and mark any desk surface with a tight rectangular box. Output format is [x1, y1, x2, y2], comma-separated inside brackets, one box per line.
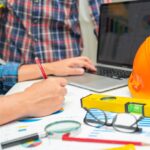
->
[1, 80, 150, 150]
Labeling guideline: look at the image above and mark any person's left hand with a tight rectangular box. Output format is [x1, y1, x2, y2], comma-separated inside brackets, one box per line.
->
[43, 56, 97, 76]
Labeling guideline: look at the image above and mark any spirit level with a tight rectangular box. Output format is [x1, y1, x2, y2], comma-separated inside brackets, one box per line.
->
[81, 94, 150, 117]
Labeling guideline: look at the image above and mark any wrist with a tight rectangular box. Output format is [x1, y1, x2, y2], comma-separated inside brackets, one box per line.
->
[15, 92, 30, 117]
[18, 64, 43, 81]
[43, 63, 56, 75]
[0, 93, 27, 125]
[8, 92, 28, 118]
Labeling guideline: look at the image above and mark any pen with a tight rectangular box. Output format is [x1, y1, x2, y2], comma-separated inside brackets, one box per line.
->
[62, 133, 150, 146]
[35, 57, 48, 79]
[1, 133, 39, 149]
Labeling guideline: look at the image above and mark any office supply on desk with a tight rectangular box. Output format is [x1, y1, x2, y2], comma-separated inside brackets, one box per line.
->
[105, 144, 135, 150]
[1, 133, 39, 149]
[63, 133, 148, 146]
[1, 120, 81, 149]
[4, 80, 150, 149]
[81, 94, 150, 117]
[83, 108, 143, 133]
[62, 114, 150, 146]
[35, 57, 47, 79]
[65, 0, 150, 92]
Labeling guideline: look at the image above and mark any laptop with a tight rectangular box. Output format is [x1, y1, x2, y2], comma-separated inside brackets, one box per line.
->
[65, 0, 150, 92]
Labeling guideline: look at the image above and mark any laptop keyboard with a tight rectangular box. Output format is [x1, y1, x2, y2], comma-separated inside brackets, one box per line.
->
[95, 66, 131, 79]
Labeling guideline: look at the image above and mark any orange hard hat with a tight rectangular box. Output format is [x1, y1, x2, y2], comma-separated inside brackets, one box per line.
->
[128, 36, 150, 99]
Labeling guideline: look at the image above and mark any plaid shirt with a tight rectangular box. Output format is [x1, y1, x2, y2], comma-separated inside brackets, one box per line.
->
[0, 63, 19, 94]
[0, 0, 111, 64]
[0, 0, 111, 93]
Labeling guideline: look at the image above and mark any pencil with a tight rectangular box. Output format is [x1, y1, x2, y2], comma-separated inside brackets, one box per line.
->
[62, 133, 150, 146]
[35, 57, 48, 79]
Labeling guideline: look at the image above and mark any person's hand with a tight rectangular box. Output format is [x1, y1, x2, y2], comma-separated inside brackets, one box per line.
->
[0, 77, 67, 125]
[44, 56, 97, 76]
[21, 77, 67, 117]
[18, 56, 96, 82]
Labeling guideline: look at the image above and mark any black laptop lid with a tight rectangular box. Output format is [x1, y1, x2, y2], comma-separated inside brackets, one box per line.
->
[97, 0, 150, 68]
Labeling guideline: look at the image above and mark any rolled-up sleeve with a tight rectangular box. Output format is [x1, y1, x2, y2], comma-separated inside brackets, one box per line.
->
[0, 63, 20, 94]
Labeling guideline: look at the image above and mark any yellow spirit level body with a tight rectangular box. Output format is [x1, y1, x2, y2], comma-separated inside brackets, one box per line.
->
[81, 94, 150, 117]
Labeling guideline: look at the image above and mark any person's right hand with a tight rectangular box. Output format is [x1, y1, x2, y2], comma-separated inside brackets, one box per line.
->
[21, 77, 67, 117]
[44, 56, 96, 76]
[0, 77, 67, 125]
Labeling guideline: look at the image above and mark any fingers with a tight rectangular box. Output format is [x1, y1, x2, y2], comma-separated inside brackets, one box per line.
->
[58, 78, 68, 87]
[63, 67, 85, 75]
[52, 56, 96, 76]
[46, 77, 67, 86]
[60, 86, 67, 96]
[23, 77, 68, 118]
[71, 60, 96, 71]
[77, 56, 93, 64]
[46, 77, 67, 96]
[75, 56, 94, 66]
[45, 56, 96, 76]
[68, 56, 96, 71]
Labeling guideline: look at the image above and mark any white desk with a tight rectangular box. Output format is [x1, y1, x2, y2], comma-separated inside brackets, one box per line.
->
[1, 80, 150, 150]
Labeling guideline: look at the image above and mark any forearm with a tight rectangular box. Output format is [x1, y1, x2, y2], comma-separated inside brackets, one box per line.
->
[0, 93, 27, 125]
[18, 56, 96, 81]
[18, 64, 54, 82]
[18, 64, 42, 81]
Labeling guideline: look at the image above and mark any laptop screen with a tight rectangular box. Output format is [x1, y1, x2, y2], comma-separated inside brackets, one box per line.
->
[97, 0, 150, 68]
